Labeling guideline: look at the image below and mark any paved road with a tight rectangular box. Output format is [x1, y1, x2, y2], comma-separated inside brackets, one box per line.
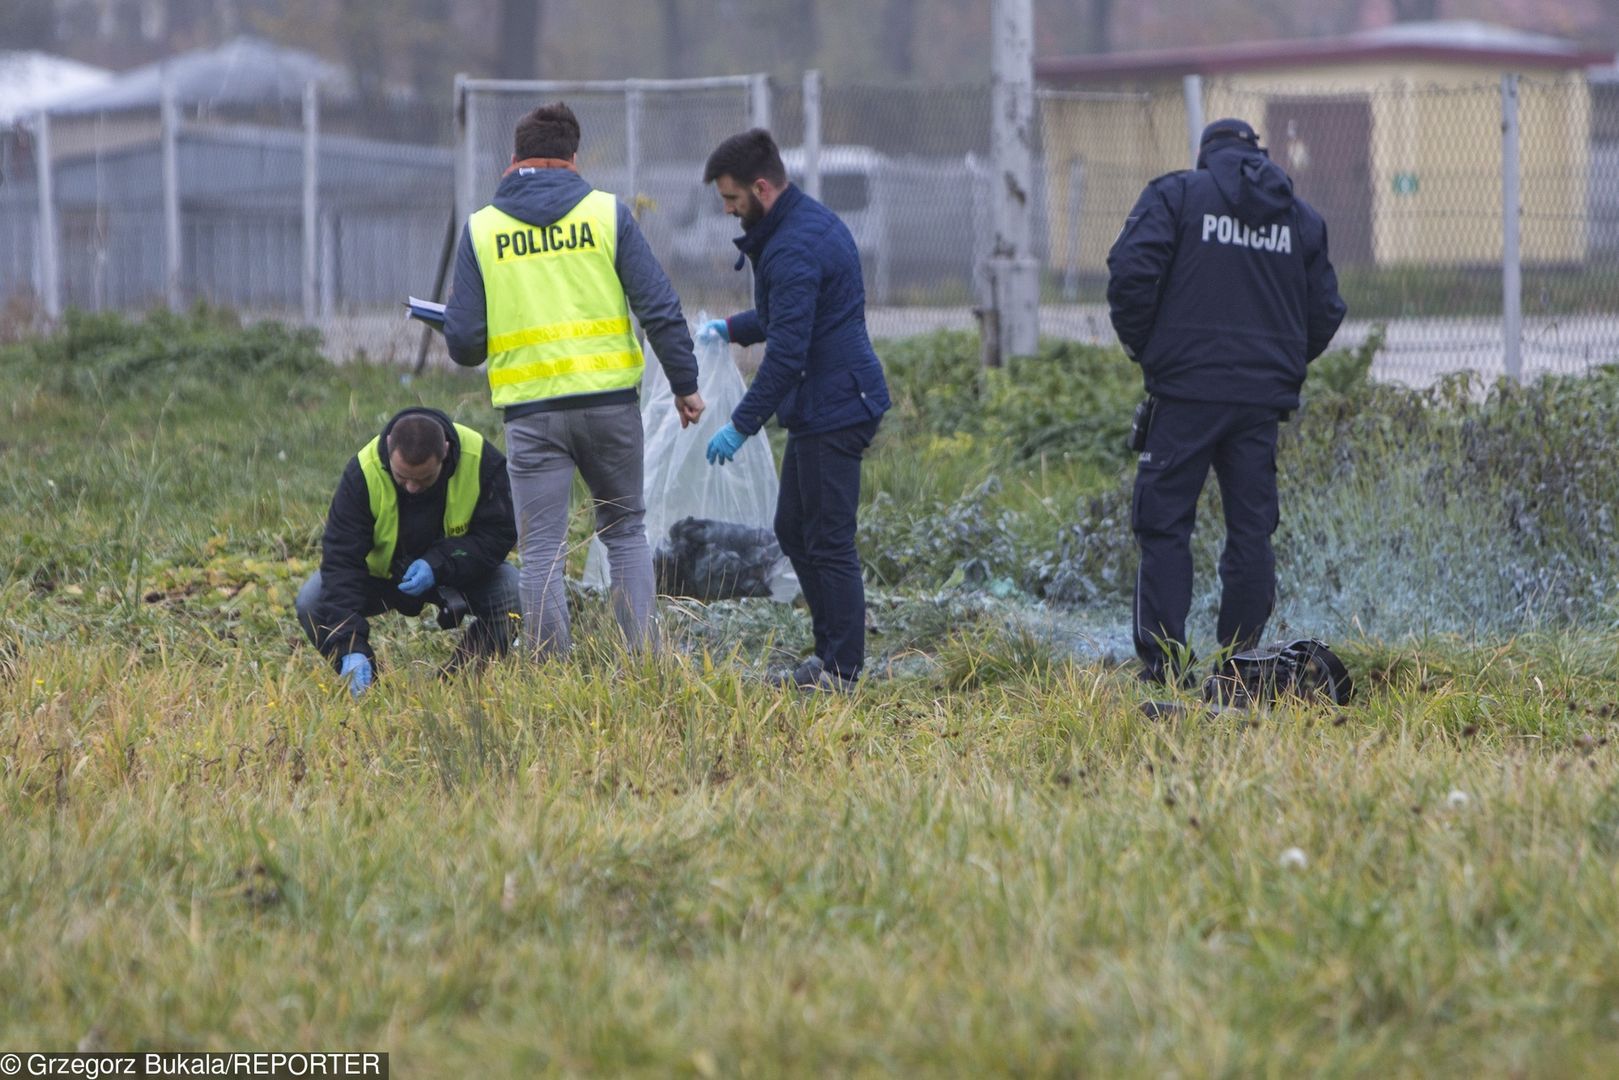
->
[313, 306, 1619, 389]
[864, 305, 1619, 388]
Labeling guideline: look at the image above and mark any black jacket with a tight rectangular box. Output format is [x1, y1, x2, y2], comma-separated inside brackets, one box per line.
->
[1106, 139, 1348, 410]
[314, 407, 516, 666]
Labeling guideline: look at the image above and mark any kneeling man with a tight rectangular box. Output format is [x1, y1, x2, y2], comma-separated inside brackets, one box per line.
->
[297, 407, 518, 696]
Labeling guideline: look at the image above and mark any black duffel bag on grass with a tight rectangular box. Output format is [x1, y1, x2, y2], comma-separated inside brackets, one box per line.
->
[1206, 639, 1353, 707]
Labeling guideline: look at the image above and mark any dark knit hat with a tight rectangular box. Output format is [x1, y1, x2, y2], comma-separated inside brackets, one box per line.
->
[1199, 118, 1260, 148]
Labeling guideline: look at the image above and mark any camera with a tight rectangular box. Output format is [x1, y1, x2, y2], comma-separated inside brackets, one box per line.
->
[436, 586, 470, 630]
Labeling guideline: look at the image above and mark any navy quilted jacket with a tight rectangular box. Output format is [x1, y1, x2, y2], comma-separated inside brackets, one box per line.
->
[725, 184, 891, 436]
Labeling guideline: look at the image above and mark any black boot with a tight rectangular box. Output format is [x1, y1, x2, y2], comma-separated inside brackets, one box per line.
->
[439, 617, 510, 680]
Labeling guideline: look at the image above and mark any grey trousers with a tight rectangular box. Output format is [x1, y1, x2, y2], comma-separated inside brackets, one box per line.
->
[505, 403, 655, 658]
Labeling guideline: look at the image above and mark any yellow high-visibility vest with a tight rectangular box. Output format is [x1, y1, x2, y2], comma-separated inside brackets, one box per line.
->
[356, 424, 485, 579]
[469, 190, 643, 408]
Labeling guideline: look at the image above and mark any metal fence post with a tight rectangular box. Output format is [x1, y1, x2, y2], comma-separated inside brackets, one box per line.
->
[302, 80, 319, 324]
[625, 80, 644, 216]
[455, 74, 476, 231]
[1062, 157, 1083, 301]
[802, 69, 822, 200]
[1501, 73, 1523, 383]
[750, 72, 771, 132]
[34, 110, 60, 321]
[986, 0, 1038, 365]
[160, 65, 182, 310]
[320, 214, 336, 318]
[1182, 74, 1205, 167]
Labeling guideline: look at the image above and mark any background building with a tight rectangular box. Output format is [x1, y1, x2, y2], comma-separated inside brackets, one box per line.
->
[1037, 21, 1611, 271]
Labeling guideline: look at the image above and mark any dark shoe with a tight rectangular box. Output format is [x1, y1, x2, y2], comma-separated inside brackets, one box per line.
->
[770, 656, 825, 689]
[798, 666, 857, 695]
[438, 620, 509, 681]
[437, 645, 489, 681]
[1202, 671, 1249, 708]
[1137, 663, 1198, 692]
[1204, 676, 1236, 709]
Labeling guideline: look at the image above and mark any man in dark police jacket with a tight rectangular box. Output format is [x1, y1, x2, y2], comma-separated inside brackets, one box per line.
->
[1107, 118, 1347, 689]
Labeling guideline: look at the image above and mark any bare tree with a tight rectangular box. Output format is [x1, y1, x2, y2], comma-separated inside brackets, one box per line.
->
[1033, 0, 1126, 57]
[798, 0, 821, 70]
[336, 0, 388, 103]
[408, 0, 452, 98]
[0, 0, 59, 47]
[1391, 0, 1439, 21]
[880, 0, 915, 79]
[662, 0, 687, 77]
[1088, 0, 1115, 53]
[497, 0, 541, 79]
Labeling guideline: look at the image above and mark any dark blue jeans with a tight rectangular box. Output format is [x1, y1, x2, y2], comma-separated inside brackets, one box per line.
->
[776, 418, 881, 680]
[1132, 398, 1282, 680]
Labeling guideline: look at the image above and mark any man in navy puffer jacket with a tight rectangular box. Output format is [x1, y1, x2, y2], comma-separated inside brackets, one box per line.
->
[1108, 118, 1346, 689]
[700, 128, 891, 692]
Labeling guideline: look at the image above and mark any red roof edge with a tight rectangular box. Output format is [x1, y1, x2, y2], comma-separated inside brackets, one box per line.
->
[1036, 39, 1612, 83]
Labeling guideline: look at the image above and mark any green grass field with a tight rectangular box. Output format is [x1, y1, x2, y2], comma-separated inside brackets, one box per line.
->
[6, 310, 1619, 1075]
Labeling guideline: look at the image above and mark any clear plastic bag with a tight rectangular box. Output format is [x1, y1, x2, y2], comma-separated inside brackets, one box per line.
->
[584, 315, 796, 602]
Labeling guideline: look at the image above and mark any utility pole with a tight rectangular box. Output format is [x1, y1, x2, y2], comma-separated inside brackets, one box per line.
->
[1182, 74, 1205, 168]
[302, 81, 319, 325]
[983, 0, 1038, 366]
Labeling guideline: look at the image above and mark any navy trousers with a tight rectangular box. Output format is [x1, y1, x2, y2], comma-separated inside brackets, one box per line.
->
[775, 418, 881, 681]
[1131, 398, 1283, 680]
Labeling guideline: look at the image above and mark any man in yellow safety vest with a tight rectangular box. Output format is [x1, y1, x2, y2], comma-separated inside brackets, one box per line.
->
[444, 101, 704, 659]
[296, 407, 518, 697]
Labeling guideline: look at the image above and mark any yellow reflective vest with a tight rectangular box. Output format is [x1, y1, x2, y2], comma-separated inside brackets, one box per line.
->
[356, 424, 484, 579]
[469, 189, 644, 408]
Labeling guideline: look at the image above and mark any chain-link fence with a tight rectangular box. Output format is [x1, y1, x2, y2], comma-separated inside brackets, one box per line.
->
[5, 66, 1619, 383]
[1208, 76, 1606, 383]
[1035, 88, 1184, 346]
[1033, 73, 1619, 382]
[816, 82, 995, 330]
[458, 75, 764, 326]
[0, 84, 456, 363]
[0, 122, 45, 321]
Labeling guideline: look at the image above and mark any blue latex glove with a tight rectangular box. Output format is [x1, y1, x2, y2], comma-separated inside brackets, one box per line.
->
[339, 653, 373, 698]
[398, 558, 435, 597]
[705, 422, 748, 465]
[696, 318, 729, 344]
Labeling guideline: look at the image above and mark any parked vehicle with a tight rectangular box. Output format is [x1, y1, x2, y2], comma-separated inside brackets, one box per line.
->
[664, 145, 889, 298]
